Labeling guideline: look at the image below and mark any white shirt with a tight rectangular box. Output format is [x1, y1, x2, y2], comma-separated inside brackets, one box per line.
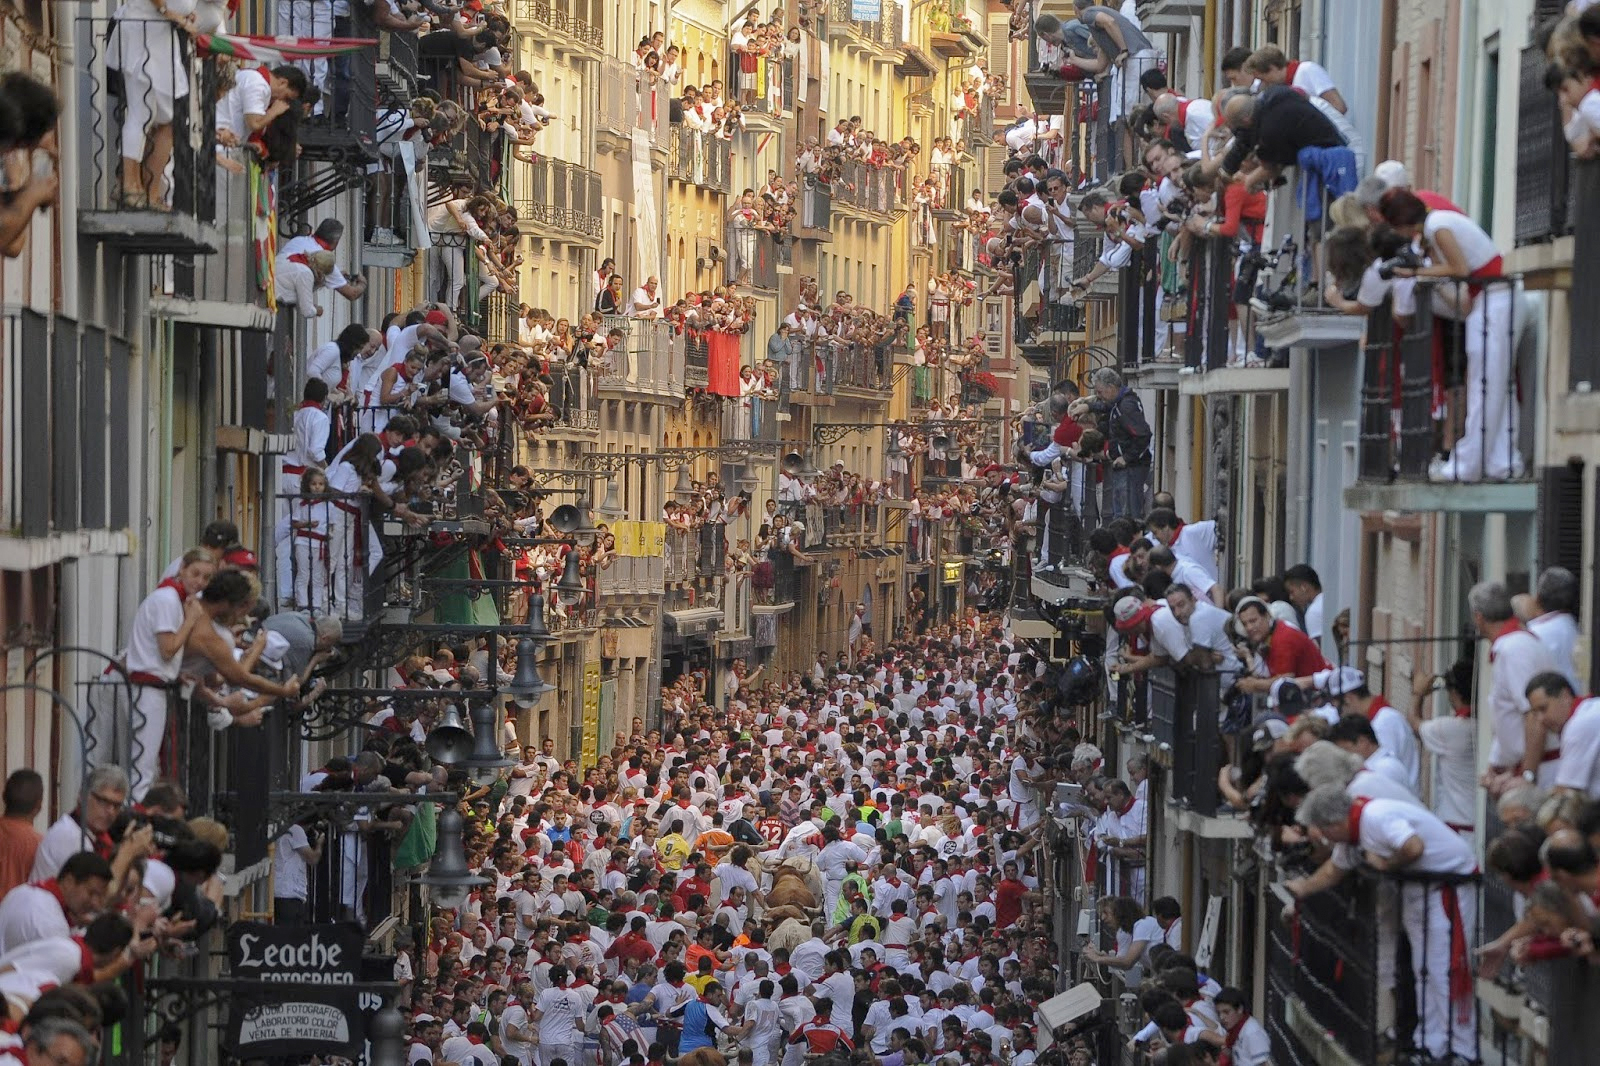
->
[307, 341, 344, 390]
[1289, 59, 1338, 101]
[1367, 702, 1422, 791]
[535, 985, 582, 1044]
[1303, 592, 1325, 642]
[1333, 797, 1476, 875]
[284, 403, 330, 471]
[1167, 558, 1216, 601]
[124, 582, 186, 683]
[1556, 697, 1600, 798]
[272, 824, 313, 901]
[278, 235, 350, 291]
[1527, 612, 1582, 693]
[1418, 715, 1477, 828]
[1168, 521, 1219, 583]
[1487, 627, 1560, 774]
[1228, 1015, 1272, 1066]
[30, 815, 100, 884]
[0, 883, 70, 955]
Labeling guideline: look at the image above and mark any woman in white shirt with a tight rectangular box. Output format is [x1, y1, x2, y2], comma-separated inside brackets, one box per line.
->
[1381, 188, 1519, 482]
[427, 184, 492, 308]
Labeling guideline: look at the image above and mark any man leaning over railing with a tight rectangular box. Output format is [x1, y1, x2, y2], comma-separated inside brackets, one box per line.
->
[1291, 784, 1480, 1064]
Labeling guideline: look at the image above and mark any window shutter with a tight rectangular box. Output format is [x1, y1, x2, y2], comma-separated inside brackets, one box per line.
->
[1539, 463, 1585, 575]
[989, 16, 1012, 90]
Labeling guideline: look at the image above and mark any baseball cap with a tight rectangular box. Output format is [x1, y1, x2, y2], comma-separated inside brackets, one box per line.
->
[1373, 159, 1411, 190]
[1250, 718, 1289, 751]
[1268, 677, 1309, 716]
[1311, 665, 1365, 696]
[222, 546, 259, 569]
[1112, 596, 1156, 633]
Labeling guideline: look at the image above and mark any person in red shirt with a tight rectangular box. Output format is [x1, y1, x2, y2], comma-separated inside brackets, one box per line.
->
[1233, 596, 1328, 696]
[993, 860, 1029, 928]
[605, 915, 659, 969]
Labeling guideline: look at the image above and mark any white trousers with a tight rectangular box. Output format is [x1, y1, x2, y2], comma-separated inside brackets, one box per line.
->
[276, 0, 332, 107]
[129, 683, 170, 801]
[1401, 880, 1478, 1061]
[1440, 285, 1520, 481]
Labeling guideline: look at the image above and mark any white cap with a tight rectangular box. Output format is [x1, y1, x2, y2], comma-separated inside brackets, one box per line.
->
[143, 859, 176, 911]
[260, 630, 293, 673]
[1373, 160, 1410, 190]
[1312, 665, 1366, 695]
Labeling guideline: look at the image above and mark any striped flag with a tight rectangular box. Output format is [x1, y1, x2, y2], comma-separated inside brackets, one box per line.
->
[194, 32, 375, 66]
[249, 160, 277, 311]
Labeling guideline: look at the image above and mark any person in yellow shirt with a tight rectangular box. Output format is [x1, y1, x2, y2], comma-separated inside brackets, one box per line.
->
[657, 818, 692, 871]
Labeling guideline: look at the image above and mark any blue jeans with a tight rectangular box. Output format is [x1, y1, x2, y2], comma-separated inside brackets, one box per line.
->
[1108, 463, 1149, 519]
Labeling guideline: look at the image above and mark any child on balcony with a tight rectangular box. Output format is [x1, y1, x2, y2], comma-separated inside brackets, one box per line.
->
[1549, 63, 1600, 159]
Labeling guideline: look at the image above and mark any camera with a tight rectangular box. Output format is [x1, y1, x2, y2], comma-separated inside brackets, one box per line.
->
[1377, 248, 1424, 280]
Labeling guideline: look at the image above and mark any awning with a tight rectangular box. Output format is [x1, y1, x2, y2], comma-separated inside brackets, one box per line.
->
[664, 607, 723, 641]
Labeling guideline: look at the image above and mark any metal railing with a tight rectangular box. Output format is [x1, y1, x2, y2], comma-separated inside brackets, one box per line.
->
[668, 127, 733, 192]
[1569, 160, 1600, 391]
[599, 58, 672, 146]
[734, 52, 794, 116]
[684, 331, 711, 389]
[800, 177, 833, 229]
[961, 94, 995, 154]
[1147, 667, 1222, 815]
[1354, 277, 1529, 485]
[794, 338, 893, 393]
[0, 311, 132, 537]
[599, 320, 678, 390]
[665, 528, 695, 581]
[521, 158, 604, 239]
[836, 159, 904, 215]
[1116, 243, 1160, 368]
[1183, 234, 1240, 371]
[1515, 34, 1573, 246]
[827, 0, 901, 46]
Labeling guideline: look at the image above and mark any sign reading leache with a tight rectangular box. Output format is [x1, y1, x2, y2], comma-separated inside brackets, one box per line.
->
[225, 922, 374, 1059]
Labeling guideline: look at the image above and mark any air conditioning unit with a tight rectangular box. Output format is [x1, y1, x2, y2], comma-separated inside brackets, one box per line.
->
[708, 245, 724, 261]
[697, 256, 711, 269]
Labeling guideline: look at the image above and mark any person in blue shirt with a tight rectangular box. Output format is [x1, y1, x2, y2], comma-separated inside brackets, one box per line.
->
[674, 981, 753, 1055]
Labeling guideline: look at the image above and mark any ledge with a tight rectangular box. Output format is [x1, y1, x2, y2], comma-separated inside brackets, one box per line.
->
[1255, 309, 1365, 350]
[0, 528, 132, 570]
[1167, 805, 1254, 839]
[1341, 479, 1539, 513]
[150, 295, 276, 332]
[1176, 366, 1290, 395]
[79, 211, 220, 255]
[1126, 360, 1181, 390]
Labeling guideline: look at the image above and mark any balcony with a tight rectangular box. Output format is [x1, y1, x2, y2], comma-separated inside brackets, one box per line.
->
[796, 178, 833, 238]
[826, 0, 903, 54]
[74, 18, 221, 254]
[960, 95, 996, 155]
[515, 158, 603, 244]
[0, 311, 133, 558]
[1022, 16, 1068, 115]
[1146, 668, 1249, 833]
[599, 320, 684, 400]
[795, 338, 894, 395]
[733, 231, 787, 292]
[668, 127, 733, 193]
[1264, 878, 1382, 1066]
[927, 0, 985, 56]
[1252, 185, 1368, 352]
[820, 503, 881, 545]
[597, 554, 665, 597]
[733, 50, 795, 122]
[685, 332, 710, 390]
[665, 528, 695, 583]
[721, 390, 781, 443]
[1171, 234, 1288, 396]
[834, 160, 906, 220]
[598, 57, 673, 153]
[297, 4, 381, 165]
[511, 0, 602, 56]
[1344, 280, 1538, 513]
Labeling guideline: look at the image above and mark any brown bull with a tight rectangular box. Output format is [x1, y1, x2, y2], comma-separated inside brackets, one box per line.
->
[765, 866, 818, 910]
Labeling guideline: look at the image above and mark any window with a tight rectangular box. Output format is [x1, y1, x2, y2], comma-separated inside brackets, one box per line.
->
[1480, 42, 1498, 234]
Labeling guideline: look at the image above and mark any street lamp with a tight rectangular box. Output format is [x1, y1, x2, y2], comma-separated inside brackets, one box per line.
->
[556, 548, 585, 605]
[593, 476, 627, 522]
[424, 705, 473, 764]
[414, 806, 486, 911]
[460, 699, 515, 784]
[506, 635, 555, 699]
[525, 591, 552, 645]
[671, 464, 696, 500]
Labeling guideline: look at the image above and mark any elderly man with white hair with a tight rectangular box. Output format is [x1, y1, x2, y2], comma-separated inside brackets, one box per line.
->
[1293, 784, 1478, 1064]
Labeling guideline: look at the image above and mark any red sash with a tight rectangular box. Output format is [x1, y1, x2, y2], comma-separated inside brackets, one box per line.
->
[1345, 795, 1370, 843]
[1439, 883, 1473, 1009]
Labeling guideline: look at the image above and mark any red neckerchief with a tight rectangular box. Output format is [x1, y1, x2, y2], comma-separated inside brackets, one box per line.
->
[1286, 60, 1300, 85]
[299, 399, 322, 411]
[467, 1034, 486, 1045]
[1346, 796, 1372, 844]
[1108, 545, 1129, 561]
[1453, 701, 1472, 720]
[154, 576, 189, 603]
[68, 812, 115, 859]
[1364, 696, 1393, 723]
[1488, 619, 1523, 660]
[37, 879, 72, 923]
[1117, 796, 1136, 817]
